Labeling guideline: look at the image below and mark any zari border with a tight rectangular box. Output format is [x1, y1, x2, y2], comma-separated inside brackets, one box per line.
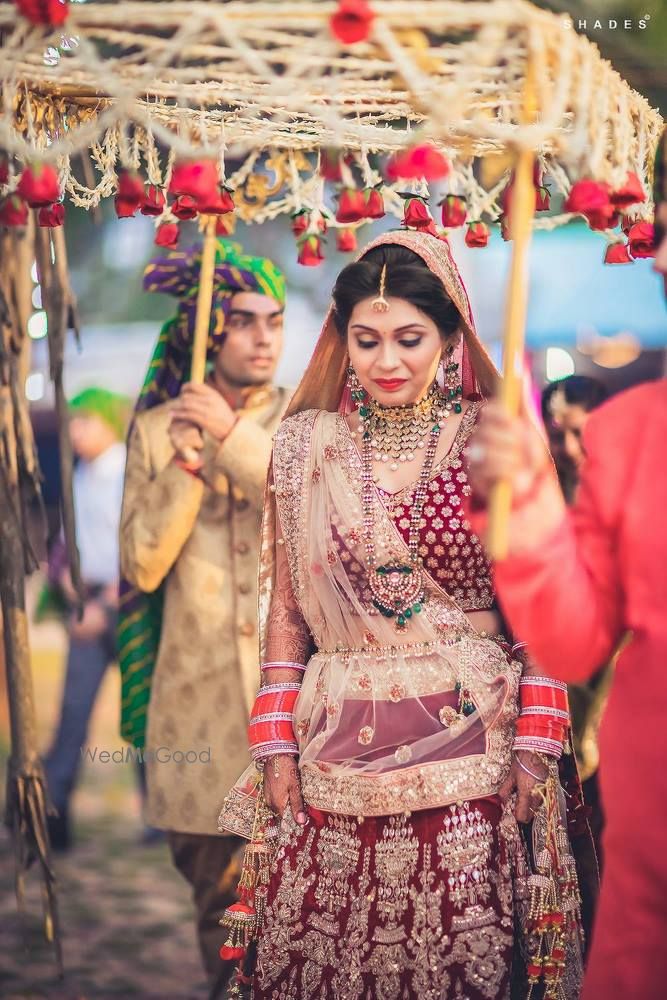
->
[272, 408, 319, 611]
[300, 724, 515, 818]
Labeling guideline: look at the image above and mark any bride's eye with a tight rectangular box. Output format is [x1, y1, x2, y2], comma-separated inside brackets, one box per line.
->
[357, 340, 378, 350]
[399, 338, 421, 348]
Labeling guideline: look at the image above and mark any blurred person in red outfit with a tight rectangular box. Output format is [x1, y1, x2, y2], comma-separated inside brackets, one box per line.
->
[466, 130, 667, 1000]
[541, 375, 610, 867]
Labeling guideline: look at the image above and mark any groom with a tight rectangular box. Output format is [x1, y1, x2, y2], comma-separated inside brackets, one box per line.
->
[119, 241, 290, 996]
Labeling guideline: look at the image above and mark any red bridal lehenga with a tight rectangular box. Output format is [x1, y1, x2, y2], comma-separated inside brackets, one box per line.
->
[219, 230, 585, 1000]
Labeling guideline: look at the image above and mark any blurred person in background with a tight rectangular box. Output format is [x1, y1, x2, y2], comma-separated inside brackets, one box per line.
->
[119, 240, 289, 999]
[466, 128, 667, 1000]
[541, 374, 610, 866]
[541, 375, 608, 503]
[40, 387, 130, 851]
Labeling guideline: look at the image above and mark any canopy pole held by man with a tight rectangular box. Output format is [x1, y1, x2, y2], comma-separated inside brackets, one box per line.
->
[191, 215, 218, 385]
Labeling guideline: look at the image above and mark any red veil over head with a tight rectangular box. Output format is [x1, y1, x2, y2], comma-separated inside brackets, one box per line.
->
[285, 228, 499, 420]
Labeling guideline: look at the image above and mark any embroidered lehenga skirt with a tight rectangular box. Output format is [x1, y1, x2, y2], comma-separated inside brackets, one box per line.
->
[254, 798, 520, 1000]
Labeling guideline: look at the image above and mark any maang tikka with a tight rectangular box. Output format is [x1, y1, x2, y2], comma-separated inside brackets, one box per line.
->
[372, 263, 389, 313]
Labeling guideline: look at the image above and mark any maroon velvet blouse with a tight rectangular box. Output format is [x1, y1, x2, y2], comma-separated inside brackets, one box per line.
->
[376, 401, 494, 611]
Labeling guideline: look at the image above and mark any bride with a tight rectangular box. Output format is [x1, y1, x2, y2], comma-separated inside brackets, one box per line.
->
[219, 229, 583, 1000]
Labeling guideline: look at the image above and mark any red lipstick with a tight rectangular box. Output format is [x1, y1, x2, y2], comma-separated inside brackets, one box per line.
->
[373, 378, 407, 391]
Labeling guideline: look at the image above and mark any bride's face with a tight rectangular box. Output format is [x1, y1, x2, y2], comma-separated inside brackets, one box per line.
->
[347, 296, 446, 406]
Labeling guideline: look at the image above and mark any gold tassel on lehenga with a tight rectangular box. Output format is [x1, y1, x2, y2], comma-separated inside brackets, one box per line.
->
[524, 757, 584, 1000]
[219, 785, 276, 969]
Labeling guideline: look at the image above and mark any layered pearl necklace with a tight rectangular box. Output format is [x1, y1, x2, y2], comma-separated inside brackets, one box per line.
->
[359, 386, 447, 631]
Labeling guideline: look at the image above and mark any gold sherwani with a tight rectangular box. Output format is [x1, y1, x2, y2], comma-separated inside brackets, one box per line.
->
[119, 385, 290, 835]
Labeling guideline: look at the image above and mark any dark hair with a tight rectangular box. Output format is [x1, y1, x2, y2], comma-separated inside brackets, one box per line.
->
[331, 244, 461, 340]
[541, 375, 608, 423]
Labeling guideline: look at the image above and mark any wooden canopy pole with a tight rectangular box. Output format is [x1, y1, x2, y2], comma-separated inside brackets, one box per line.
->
[190, 215, 218, 384]
[180, 214, 217, 464]
[486, 65, 537, 560]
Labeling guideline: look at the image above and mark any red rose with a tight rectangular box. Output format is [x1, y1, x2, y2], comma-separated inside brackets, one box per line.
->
[320, 148, 344, 182]
[336, 228, 357, 252]
[535, 186, 551, 212]
[117, 169, 144, 202]
[604, 241, 632, 265]
[292, 210, 327, 235]
[387, 144, 450, 182]
[297, 235, 325, 267]
[465, 221, 490, 248]
[564, 179, 611, 216]
[586, 208, 619, 232]
[403, 196, 432, 229]
[14, 0, 69, 26]
[114, 170, 144, 217]
[114, 196, 137, 219]
[440, 195, 467, 228]
[172, 195, 199, 220]
[38, 202, 64, 227]
[155, 222, 180, 249]
[0, 194, 28, 227]
[336, 187, 367, 224]
[627, 221, 656, 259]
[197, 185, 235, 216]
[17, 163, 60, 207]
[291, 211, 309, 236]
[610, 171, 645, 209]
[330, 0, 375, 44]
[141, 185, 166, 217]
[364, 187, 385, 220]
[169, 160, 219, 209]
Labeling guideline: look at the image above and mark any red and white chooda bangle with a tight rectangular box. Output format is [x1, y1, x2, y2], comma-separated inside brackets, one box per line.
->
[248, 682, 301, 762]
[513, 676, 570, 760]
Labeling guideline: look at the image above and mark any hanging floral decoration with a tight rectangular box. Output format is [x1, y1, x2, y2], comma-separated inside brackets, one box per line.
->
[0, 0, 661, 264]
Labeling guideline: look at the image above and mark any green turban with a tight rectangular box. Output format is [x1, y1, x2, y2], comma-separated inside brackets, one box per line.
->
[68, 387, 131, 442]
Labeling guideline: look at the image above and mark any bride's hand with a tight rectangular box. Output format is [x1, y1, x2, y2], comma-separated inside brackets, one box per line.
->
[499, 750, 549, 823]
[263, 754, 307, 825]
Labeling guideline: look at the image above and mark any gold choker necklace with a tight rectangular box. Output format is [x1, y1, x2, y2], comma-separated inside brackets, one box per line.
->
[363, 384, 448, 473]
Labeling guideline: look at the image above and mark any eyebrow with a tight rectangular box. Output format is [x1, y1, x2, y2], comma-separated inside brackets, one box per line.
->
[350, 323, 427, 333]
[227, 308, 284, 319]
